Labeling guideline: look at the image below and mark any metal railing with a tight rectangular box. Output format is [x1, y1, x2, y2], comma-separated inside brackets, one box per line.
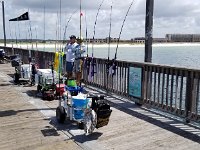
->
[2, 46, 200, 123]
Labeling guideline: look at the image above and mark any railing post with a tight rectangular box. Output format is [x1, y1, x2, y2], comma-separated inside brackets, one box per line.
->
[145, 0, 154, 63]
[185, 71, 194, 123]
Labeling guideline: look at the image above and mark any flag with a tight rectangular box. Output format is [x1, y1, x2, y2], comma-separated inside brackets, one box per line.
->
[9, 12, 29, 21]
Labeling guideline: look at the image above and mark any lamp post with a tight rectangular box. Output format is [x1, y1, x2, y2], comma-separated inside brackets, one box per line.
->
[1, 1, 6, 46]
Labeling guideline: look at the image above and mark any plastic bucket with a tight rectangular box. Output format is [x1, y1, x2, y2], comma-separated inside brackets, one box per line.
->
[67, 79, 77, 87]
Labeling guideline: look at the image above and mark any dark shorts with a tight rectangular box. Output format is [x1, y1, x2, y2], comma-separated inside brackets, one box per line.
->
[74, 59, 82, 73]
[66, 61, 74, 72]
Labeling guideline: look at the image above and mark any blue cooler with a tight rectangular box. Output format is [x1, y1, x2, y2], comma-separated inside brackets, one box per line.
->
[72, 98, 88, 108]
[72, 95, 88, 120]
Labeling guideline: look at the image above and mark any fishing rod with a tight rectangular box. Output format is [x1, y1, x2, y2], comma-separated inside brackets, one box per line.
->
[35, 27, 39, 65]
[106, 0, 113, 90]
[14, 23, 18, 48]
[80, 0, 82, 41]
[29, 21, 33, 50]
[85, 10, 89, 57]
[17, 19, 21, 48]
[59, 0, 62, 51]
[83, 10, 91, 77]
[107, 1, 113, 74]
[110, 0, 134, 76]
[8, 21, 14, 49]
[26, 22, 29, 50]
[35, 27, 38, 50]
[89, 0, 105, 80]
[58, 0, 62, 104]
[62, 9, 78, 50]
[92, 0, 105, 57]
[114, 0, 134, 60]
[43, 0, 46, 51]
[55, 11, 59, 52]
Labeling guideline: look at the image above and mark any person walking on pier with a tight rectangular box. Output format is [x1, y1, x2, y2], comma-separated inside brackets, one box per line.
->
[64, 35, 78, 79]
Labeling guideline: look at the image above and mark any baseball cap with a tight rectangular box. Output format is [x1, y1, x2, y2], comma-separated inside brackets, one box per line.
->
[69, 35, 76, 39]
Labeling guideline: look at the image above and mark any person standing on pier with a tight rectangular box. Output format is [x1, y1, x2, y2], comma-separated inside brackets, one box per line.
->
[64, 35, 78, 79]
[73, 37, 86, 86]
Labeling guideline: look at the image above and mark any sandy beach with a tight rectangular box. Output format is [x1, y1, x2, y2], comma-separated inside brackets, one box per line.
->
[1, 42, 200, 50]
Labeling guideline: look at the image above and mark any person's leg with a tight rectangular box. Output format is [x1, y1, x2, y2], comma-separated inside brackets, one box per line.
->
[66, 62, 73, 79]
[76, 60, 83, 86]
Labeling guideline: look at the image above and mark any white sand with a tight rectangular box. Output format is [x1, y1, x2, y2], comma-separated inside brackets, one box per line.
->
[1, 42, 200, 49]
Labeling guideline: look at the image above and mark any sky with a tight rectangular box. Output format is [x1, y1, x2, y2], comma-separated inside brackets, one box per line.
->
[0, 0, 200, 40]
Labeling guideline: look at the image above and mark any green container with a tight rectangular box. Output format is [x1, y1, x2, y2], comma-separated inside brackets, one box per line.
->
[67, 79, 77, 87]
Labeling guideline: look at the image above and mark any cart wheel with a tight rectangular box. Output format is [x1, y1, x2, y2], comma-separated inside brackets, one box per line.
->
[56, 106, 66, 123]
[78, 122, 84, 129]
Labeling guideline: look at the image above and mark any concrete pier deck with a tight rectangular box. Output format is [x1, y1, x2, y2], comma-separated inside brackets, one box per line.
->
[0, 62, 200, 150]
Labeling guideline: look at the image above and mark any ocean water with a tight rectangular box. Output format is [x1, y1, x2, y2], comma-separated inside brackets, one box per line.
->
[5, 43, 200, 69]
[89, 46, 200, 69]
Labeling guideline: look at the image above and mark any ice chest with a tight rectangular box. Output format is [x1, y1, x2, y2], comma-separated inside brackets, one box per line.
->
[72, 96, 88, 108]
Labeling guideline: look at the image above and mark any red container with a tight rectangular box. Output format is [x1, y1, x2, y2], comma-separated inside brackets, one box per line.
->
[56, 84, 65, 96]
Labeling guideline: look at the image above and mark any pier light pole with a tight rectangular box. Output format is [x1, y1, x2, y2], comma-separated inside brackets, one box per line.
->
[1, 1, 6, 46]
[145, 0, 154, 62]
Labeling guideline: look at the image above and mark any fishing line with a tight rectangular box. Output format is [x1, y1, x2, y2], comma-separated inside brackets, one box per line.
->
[84, 10, 89, 56]
[8, 21, 14, 48]
[28, 20, 33, 50]
[107, 0, 113, 62]
[43, 0, 46, 51]
[92, 0, 105, 57]
[35, 27, 38, 50]
[88, 0, 105, 80]
[110, 0, 134, 76]
[59, 0, 62, 51]
[106, 0, 113, 90]
[80, 0, 82, 40]
[62, 9, 78, 50]
[114, 0, 134, 60]
[26, 22, 29, 49]
[55, 11, 59, 52]
[17, 18, 21, 48]
[14, 23, 18, 47]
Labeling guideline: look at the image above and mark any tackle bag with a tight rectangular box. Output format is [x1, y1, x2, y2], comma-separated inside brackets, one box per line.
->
[95, 100, 112, 128]
[11, 58, 21, 67]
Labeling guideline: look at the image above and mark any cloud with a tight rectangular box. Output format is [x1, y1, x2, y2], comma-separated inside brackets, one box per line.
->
[0, 0, 200, 40]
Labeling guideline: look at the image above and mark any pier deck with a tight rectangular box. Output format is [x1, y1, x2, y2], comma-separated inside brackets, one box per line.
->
[0, 63, 200, 150]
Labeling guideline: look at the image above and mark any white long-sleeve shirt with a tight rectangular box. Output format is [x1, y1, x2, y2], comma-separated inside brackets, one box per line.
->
[65, 42, 78, 62]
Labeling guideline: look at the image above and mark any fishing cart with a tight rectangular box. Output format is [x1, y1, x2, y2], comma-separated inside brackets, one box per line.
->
[36, 68, 60, 100]
[56, 79, 112, 135]
[11, 54, 33, 85]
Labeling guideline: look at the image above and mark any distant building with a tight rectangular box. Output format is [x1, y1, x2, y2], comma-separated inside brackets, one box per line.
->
[133, 37, 145, 44]
[166, 34, 200, 42]
[153, 38, 167, 43]
[132, 37, 167, 44]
